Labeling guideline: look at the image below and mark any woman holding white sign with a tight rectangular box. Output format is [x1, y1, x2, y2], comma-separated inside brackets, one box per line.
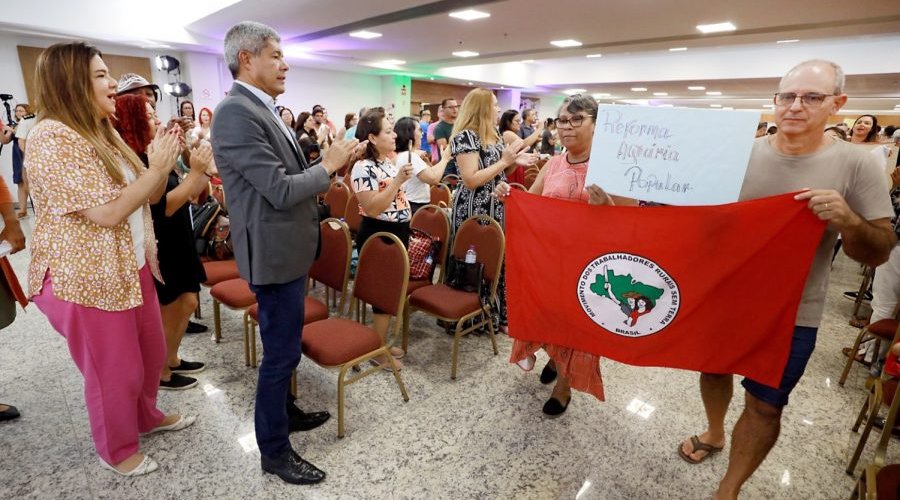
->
[494, 94, 640, 416]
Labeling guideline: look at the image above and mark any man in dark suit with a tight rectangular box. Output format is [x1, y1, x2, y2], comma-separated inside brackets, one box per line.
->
[212, 21, 361, 485]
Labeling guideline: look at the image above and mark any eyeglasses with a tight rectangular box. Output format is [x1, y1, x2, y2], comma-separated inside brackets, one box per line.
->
[555, 115, 590, 128]
[773, 92, 836, 107]
[444, 105, 460, 110]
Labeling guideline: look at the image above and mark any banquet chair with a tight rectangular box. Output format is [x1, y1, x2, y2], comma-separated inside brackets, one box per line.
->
[245, 218, 353, 367]
[297, 232, 410, 437]
[403, 215, 504, 379]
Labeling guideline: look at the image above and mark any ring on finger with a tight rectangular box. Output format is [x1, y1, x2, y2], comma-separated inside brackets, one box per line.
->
[824, 202, 829, 210]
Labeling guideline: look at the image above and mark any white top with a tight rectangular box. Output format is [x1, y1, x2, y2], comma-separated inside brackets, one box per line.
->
[190, 125, 211, 144]
[15, 117, 35, 140]
[121, 166, 146, 268]
[395, 152, 430, 203]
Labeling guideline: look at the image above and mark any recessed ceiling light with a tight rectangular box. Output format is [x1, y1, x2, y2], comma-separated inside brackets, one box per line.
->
[706, 91, 722, 96]
[500, 86, 505, 89]
[349, 30, 382, 39]
[452, 51, 480, 58]
[586, 53, 603, 58]
[669, 47, 688, 52]
[710, 104, 722, 108]
[696, 22, 737, 33]
[449, 9, 490, 21]
[592, 93, 611, 98]
[631, 87, 647, 92]
[688, 86, 706, 91]
[551, 39, 583, 48]
[429, 77, 435, 80]
[563, 88, 587, 95]
[776, 39, 799, 44]
[763, 104, 775, 108]
[723, 106, 734, 110]
[467, 82, 473, 86]
[379, 59, 405, 65]
[653, 92, 668, 96]
[520, 59, 535, 63]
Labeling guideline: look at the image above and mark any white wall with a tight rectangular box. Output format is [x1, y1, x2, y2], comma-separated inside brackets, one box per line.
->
[274, 63, 385, 127]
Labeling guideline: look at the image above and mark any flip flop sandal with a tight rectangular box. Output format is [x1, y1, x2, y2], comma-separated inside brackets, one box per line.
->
[677, 435, 724, 464]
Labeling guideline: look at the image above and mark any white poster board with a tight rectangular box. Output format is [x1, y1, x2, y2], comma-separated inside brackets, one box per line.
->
[587, 105, 759, 205]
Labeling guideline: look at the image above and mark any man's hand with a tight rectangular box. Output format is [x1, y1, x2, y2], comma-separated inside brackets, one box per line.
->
[794, 189, 862, 230]
[321, 138, 364, 175]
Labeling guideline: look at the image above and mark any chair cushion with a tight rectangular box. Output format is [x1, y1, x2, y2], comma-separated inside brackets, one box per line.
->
[406, 279, 432, 294]
[247, 297, 329, 325]
[875, 463, 900, 499]
[868, 319, 899, 340]
[210, 278, 256, 308]
[884, 378, 897, 407]
[304, 297, 329, 324]
[203, 260, 240, 286]
[409, 284, 482, 320]
[302, 318, 382, 366]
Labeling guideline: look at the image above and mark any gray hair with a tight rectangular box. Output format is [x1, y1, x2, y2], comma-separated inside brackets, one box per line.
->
[224, 21, 281, 78]
[558, 94, 598, 120]
[780, 59, 845, 95]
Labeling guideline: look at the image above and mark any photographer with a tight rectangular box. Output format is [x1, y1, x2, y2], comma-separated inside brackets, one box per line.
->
[6, 103, 35, 218]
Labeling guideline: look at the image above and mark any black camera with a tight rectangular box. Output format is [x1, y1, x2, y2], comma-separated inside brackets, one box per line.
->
[0, 94, 12, 101]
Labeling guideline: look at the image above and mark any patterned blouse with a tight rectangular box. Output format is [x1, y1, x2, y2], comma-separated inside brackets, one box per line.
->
[350, 158, 411, 223]
[26, 119, 161, 311]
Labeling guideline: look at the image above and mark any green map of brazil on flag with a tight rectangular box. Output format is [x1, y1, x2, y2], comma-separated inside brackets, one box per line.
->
[504, 191, 826, 388]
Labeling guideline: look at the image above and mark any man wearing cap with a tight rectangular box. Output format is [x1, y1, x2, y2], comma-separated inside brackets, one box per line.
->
[116, 73, 161, 107]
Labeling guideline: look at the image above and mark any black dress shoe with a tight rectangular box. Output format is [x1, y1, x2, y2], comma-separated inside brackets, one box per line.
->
[539, 362, 558, 385]
[871, 416, 900, 438]
[261, 449, 326, 485]
[289, 410, 331, 432]
[542, 396, 570, 417]
[0, 404, 21, 421]
[185, 321, 208, 334]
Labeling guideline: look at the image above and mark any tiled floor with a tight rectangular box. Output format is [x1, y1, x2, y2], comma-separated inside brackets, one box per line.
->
[1, 214, 897, 499]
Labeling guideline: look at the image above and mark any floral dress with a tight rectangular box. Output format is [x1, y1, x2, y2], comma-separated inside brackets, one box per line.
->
[450, 129, 507, 327]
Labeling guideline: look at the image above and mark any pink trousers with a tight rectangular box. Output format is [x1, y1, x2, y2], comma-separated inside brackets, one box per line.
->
[33, 266, 166, 464]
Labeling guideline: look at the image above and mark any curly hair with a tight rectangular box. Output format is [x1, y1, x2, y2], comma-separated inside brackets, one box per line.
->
[113, 93, 153, 157]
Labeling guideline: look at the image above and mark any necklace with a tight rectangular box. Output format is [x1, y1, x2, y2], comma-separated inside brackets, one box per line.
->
[566, 152, 589, 164]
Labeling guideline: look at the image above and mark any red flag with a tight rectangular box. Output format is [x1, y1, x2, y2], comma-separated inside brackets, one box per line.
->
[505, 191, 825, 388]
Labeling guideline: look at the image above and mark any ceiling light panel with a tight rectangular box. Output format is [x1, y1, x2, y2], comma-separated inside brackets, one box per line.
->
[452, 51, 480, 58]
[551, 39, 583, 48]
[696, 22, 737, 33]
[449, 9, 490, 21]
[349, 30, 382, 39]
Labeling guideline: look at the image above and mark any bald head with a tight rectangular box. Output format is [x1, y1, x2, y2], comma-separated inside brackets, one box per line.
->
[779, 59, 845, 95]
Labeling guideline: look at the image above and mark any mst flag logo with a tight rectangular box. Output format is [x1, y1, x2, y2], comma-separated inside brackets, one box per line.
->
[577, 253, 680, 338]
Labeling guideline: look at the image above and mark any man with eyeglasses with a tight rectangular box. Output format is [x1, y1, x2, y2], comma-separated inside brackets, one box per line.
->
[679, 59, 895, 500]
[433, 97, 459, 175]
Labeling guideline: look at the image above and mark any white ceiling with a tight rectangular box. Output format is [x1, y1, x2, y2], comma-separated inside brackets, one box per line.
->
[5, 0, 900, 112]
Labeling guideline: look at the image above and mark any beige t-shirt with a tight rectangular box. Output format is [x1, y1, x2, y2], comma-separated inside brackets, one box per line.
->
[739, 136, 894, 327]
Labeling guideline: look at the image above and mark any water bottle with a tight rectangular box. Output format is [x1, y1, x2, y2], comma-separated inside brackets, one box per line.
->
[465, 245, 477, 264]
